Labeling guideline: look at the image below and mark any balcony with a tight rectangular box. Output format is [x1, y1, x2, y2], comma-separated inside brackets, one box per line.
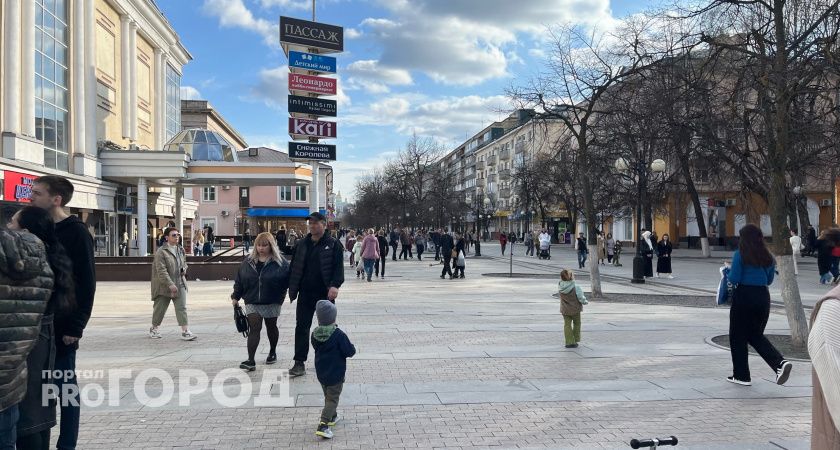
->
[487, 156, 497, 166]
[476, 160, 485, 170]
[466, 156, 476, 166]
[476, 178, 486, 187]
[500, 148, 511, 160]
[499, 168, 511, 179]
[500, 188, 511, 198]
[515, 141, 526, 153]
[487, 173, 497, 183]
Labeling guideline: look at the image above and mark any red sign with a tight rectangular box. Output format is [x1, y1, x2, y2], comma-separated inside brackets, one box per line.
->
[288, 118, 336, 139]
[4, 170, 36, 203]
[288, 73, 337, 95]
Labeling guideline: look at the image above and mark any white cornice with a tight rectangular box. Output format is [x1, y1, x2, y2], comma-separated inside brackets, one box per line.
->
[104, 0, 192, 68]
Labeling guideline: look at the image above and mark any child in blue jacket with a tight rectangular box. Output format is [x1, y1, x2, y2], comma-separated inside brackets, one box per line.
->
[312, 300, 356, 439]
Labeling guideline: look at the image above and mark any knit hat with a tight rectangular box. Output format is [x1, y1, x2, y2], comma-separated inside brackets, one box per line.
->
[316, 300, 337, 325]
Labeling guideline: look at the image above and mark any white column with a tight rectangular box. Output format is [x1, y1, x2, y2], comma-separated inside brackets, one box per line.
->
[175, 187, 183, 236]
[310, 162, 320, 214]
[20, 0, 35, 137]
[84, 0, 97, 155]
[138, 177, 149, 255]
[120, 16, 131, 139]
[3, 0, 22, 134]
[72, 0, 86, 153]
[128, 22, 137, 142]
[153, 49, 163, 149]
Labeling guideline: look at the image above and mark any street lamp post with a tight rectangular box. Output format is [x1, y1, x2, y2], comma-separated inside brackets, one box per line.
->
[615, 157, 666, 284]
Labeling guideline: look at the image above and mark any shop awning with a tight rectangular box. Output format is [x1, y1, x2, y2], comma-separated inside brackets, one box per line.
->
[246, 208, 327, 218]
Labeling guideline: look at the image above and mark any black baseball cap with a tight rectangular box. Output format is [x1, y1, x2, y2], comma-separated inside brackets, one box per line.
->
[307, 212, 327, 223]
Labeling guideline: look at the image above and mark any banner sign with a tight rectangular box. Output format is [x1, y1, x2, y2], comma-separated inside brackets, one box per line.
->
[280, 16, 344, 52]
[288, 95, 337, 117]
[288, 73, 337, 95]
[3, 170, 35, 203]
[288, 142, 336, 161]
[289, 118, 336, 139]
[289, 51, 336, 74]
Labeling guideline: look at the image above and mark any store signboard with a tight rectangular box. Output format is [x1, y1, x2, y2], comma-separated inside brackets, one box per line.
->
[288, 95, 337, 117]
[280, 16, 344, 52]
[289, 117, 336, 139]
[288, 73, 337, 95]
[3, 170, 36, 203]
[288, 142, 336, 161]
[289, 51, 336, 73]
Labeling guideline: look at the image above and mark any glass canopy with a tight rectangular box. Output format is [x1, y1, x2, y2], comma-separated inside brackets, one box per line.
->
[163, 129, 239, 162]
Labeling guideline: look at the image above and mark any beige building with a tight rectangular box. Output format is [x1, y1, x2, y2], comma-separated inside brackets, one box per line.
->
[0, 0, 194, 254]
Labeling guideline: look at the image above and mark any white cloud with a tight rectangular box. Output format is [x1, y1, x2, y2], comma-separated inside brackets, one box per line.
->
[258, 0, 311, 9]
[180, 86, 203, 100]
[358, 0, 615, 86]
[344, 93, 512, 141]
[345, 59, 412, 93]
[202, 0, 276, 47]
[345, 28, 362, 39]
[528, 48, 547, 59]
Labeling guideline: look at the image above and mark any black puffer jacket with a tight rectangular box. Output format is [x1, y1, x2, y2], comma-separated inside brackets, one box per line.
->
[231, 257, 290, 305]
[0, 229, 53, 410]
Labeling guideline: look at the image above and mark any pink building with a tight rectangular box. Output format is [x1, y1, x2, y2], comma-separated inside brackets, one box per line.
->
[191, 147, 333, 240]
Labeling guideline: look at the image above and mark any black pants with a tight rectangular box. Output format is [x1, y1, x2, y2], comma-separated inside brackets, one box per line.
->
[375, 255, 386, 276]
[400, 244, 410, 260]
[416, 245, 424, 260]
[454, 264, 464, 278]
[294, 293, 329, 362]
[391, 243, 398, 261]
[434, 245, 440, 260]
[729, 285, 784, 381]
[441, 256, 453, 278]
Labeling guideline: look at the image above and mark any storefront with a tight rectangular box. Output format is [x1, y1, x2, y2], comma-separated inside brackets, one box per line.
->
[247, 207, 329, 235]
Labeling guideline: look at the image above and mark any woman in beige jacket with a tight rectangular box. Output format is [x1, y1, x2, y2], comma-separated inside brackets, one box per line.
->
[810, 283, 840, 449]
[150, 227, 196, 340]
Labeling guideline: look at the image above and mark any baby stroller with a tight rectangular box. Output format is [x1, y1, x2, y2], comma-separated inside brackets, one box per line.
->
[538, 241, 551, 260]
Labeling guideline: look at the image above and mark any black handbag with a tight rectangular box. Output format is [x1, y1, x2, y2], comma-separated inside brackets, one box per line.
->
[234, 305, 249, 338]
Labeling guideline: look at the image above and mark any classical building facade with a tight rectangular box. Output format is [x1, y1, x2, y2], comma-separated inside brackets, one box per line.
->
[0, 0, 193, 255]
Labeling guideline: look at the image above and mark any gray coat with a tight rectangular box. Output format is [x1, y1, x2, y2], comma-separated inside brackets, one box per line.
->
[0, 229, 54, 410]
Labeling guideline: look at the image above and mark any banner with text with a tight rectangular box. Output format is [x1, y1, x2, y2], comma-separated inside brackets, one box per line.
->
[288, 142, 336, 161]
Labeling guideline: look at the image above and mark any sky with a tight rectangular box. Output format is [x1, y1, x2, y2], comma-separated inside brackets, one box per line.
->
[157, 0, 648, 201]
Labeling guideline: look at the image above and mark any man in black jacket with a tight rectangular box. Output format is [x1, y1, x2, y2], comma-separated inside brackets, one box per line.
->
[287, 212, 344, 377]
[389, 227, 400, 261]
[439, 228, 455, 279]
[31, 175, 96, 450]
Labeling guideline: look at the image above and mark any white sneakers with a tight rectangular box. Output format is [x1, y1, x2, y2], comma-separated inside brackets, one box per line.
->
[150, 327, 197, 341]
[181, 330, 197, 341]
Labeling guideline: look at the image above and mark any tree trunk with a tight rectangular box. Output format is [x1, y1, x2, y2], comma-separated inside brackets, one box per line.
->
[582, 175, 603, 298]
[796, 195, 811, 233]
[678, 148, 712, 257]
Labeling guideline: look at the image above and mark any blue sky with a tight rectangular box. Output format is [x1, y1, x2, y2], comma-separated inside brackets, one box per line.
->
[157, 0, 647, 200]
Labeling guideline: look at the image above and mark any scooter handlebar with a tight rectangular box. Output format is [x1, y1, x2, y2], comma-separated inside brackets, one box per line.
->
[630, 436, 678, 448]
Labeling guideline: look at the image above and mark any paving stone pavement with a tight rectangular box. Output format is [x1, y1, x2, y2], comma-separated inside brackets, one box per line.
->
[60, 249, 819, 449]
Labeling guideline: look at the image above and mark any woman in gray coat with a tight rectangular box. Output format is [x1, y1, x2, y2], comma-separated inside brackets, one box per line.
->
[231, 232, 290, 371]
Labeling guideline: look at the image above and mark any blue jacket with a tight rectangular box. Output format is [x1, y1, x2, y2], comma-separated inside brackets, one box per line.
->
[729, 250, 775, 286]
[311, 325, 356, 386]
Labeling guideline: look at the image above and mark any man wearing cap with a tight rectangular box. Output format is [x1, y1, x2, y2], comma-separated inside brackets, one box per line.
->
[287, 212, 345, 377]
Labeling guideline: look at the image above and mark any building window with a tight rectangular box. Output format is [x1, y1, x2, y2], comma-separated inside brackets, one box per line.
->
[295, 186, 307, 202]
[36, 0, 70, 171]
[202, 186, 216, 202]
[278, 186, 292, 202]
[165, 64, 181, 141]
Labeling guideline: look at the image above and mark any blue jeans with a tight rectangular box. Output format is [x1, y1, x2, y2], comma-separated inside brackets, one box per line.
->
[363, 258, 375, 280]
[821, 272, 834, 284]
[0, 404, 19, 450]
[577, 251, 588, 268]
[55, 348, 79, 450]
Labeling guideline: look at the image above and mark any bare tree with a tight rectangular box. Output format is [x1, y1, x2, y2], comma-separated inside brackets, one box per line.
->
[690, 0, 840, 347]
[509, 17, 678, 297]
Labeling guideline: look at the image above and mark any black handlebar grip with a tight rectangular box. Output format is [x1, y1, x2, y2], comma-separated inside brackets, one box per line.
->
[630, 436, 678, 448]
